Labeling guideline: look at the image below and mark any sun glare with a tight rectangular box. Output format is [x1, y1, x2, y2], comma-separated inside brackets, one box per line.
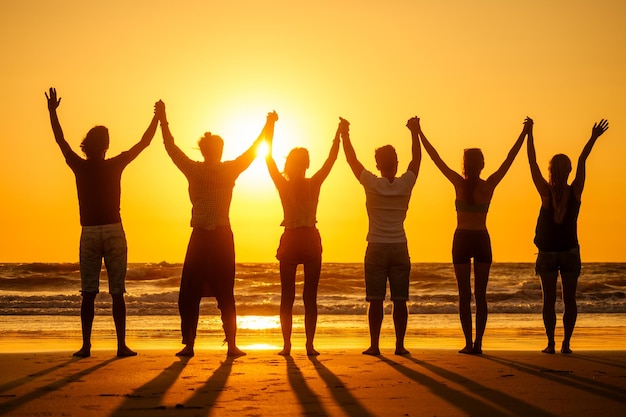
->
[237, 315, 281, 330]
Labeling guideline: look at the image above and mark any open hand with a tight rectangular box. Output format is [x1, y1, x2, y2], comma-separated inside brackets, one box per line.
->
[591, 119, 609, 138]
[45, 87, 61, 111]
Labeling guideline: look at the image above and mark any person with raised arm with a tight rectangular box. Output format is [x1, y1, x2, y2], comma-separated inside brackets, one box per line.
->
[265, 112, 344, 356]
[342, 116, 421, 356]
[417, 118, 531, 354]
[527, 117, 609, 354]
[156, 100, 270, 358]
[45, 87, 158, 358]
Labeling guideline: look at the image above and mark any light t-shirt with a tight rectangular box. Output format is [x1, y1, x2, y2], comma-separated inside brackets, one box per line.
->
[359, 169, 417, 243]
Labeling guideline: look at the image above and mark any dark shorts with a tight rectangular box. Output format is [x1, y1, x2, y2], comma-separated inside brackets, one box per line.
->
[181, 227, 235, 303]
[276, 227, 322, 265]
[452, 229, 492, 264]
[364, 242, 411, 301]
[535, 246, 581, 278]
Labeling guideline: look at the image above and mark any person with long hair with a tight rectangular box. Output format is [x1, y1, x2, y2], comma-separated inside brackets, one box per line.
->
[417, 118, 531, 354]
[265, 112, 345, 356]
[527, 117, 609, 354]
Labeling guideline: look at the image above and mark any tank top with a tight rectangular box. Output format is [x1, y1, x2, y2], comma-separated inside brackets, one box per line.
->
[534, 189, 580, 252]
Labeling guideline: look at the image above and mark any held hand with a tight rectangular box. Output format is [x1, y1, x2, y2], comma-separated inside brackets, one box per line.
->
[45, 87, 61, 112]
[154, 100, 167, 123]
[591, 119, 609, 138]
[266, 110, 278, 123]
[523, 116, 533, 132]
[338, 117, 350, 135]
[406, 116, 420, 132]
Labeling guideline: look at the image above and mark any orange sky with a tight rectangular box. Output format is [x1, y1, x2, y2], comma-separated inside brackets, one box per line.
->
[1, 1, 625, 263]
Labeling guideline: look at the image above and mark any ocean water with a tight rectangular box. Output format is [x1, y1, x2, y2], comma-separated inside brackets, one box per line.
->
[1, 262, 625, 316]
[0, 262, 625, 350]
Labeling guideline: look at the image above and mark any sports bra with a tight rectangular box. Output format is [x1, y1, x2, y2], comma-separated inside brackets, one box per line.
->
[455, 199, 490, 213]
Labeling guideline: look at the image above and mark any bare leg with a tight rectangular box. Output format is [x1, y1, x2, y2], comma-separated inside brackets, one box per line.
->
[539, 272, 558, 354]
[561, 273, 579, 354]
[363, 300, 383, 355]
[303, 261, 321, 356]
[454, 263, 473, 353]
[472, 262, 491, 354]
[278, 262, 297, 356]
[393, 300, 409, 355]
[112, 293, 136, 357]
[176, 292, 199, 357]
[221, 298, 246, 357]
[74, 292, 96, 357]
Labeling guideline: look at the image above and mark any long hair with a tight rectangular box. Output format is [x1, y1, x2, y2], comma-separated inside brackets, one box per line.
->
[548, 154, 572, 224]
[461, 148, 484, 204]
[80, 126, 109, 158]
[283, 147, 309, 180]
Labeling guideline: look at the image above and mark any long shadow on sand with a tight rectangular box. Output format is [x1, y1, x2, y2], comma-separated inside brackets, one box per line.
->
[0, 355, 80, 394]
[308, 356, 376, 417]
[284, 355, 329, 416]
[381, 355, 559, 417]
[573, 352, 626, 370]
[107, 356, 190, 416]
[0, 357, 119, 416]
[480, 354, 626, 404]
[178, 356, 234, 415]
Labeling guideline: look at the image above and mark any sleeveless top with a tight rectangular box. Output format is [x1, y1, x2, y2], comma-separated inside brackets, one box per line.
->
[534, 189, 580, 252]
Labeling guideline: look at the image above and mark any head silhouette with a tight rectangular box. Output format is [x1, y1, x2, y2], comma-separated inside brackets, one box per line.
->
[284, 147, 309, 180]
[548, 154, 572, 187]
[463, 148, 484, 179]
[198, 132, 224, 163]
[80, 126, 109, 159]
[375, 145, 398, 176]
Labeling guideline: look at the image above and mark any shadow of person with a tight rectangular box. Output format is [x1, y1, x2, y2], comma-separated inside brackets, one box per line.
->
[107, 356, 189, 416]
[177, 356, 234, 414]
[283, 355, 328, 416]
[307, 356, 376, 417]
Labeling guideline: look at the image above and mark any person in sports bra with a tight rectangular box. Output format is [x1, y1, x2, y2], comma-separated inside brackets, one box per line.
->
[417, 117, 531, 354]
[527, 117, 609, 354]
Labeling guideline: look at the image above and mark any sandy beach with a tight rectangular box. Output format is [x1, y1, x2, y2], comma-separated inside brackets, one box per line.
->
[1, 336, 625, 417]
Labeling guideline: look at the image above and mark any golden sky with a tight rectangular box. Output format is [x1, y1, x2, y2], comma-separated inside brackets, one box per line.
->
[1, 1, 625, 263]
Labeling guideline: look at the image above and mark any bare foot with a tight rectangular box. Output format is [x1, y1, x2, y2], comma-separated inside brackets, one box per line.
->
[542, 343, 556, 354]
[307, 348, 320, 356]
[561, 342, 572, 354]
[395, 347, 410, 356]
[278, 348, 291, 356]
[472, 342, 483, 355]
[458, 345, 474, 354]
[362, 347, 380, 356]
[73, 346, 91, 358]
[227, 346, 246, 357]
[117, 346, 137, 357]
[176, 345, 194, 357]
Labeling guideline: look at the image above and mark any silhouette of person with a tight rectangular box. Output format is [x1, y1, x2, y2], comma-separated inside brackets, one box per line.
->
[527, 117, 609, 354]
[45, 87, 158, 357]
[342, 116, 421, 356]
[417, 118, 530, 354]
[264, 112, 343, 356]
[156, 101, 269, 358]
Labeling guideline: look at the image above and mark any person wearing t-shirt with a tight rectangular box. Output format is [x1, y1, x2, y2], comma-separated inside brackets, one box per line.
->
[342, 116, 421, 356]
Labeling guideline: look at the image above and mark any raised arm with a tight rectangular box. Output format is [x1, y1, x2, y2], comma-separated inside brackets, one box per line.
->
[571, 119, 609, 198]
[232, 112, 273, 173]
[156, 100, 193, 170]
[405, 116, 422, 176]
[45, 87, 80, 161]
[123, 104, 159, 161]
[417, 121, 462, 185]
[311, 118, 343, 184]
[340, 118, 365, 179]
[526, 117, 549, 196]
[485, 118, 530, 187]
[264, 111, 284, 187]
